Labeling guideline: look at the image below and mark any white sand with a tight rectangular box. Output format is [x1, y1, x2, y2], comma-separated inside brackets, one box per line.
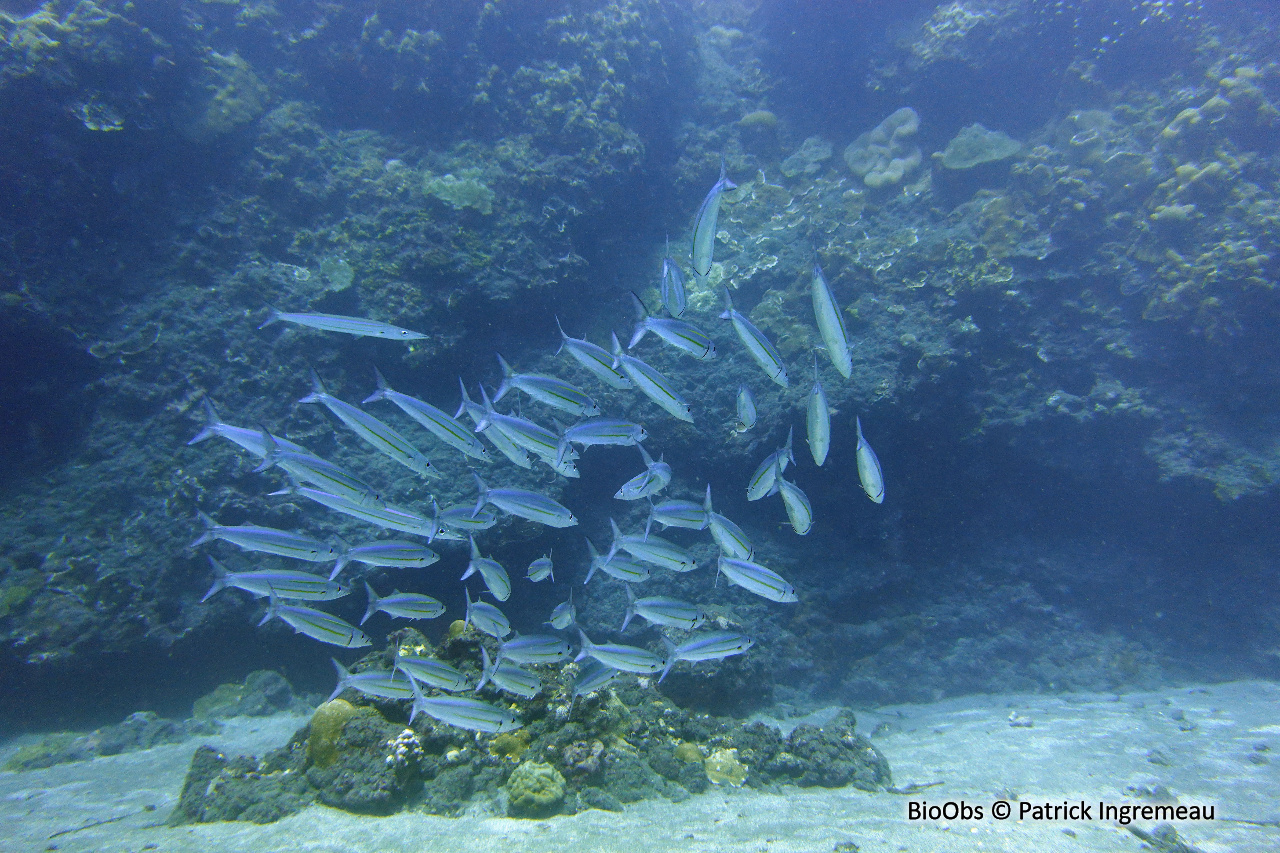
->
[3, 680, 1277, 853]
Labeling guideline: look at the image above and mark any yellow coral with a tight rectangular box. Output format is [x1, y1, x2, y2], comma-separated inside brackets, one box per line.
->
[491, 730, 530, 760]
[704, 747, 748, 787]
[307, 699, 359, 769]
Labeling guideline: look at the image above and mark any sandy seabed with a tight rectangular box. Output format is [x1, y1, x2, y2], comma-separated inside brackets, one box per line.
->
[3, 680, 1278, 853]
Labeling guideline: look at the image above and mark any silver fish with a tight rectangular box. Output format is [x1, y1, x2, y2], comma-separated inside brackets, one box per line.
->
[614, 443, 672, 501]
[776, 475, 813, 536]
[474, 385, 579, 478]
[747, 427, 795, 501]
[572, 660, 620, 699]
[554, 317, 632, 389]
[621, 586, 705, 632]
[332, 541, 439, 581]
[584, 538, 652, 584]
[526, 553, 554, 583]
[733, 384, 757, 434]
[258, 596, 372, 648]
[273, 484, 452, 541]
[494, 353, 601, 416]
[704, 485, 754, 560]
[477, 647, 541, 699]
[328, 659, 416, 702]
[409, 680, 522, 732]
[255, 431, 384, 507]
[461, 535, 512, 601]
[364, 368, 491, 462]
[499, 633, 572, 665]
[659, 631, 754, 682]
[259, 309, 426, 341]
[812, 261, 853, 379]
[856, 416, 885, 504]
[362, 582, 445, 624]
[716, 557, 798, 603]
[192, 512, 339, 562]
[435, 503, 498, 533]
[721, 289, 788, 387]
[645, 497, 708, 538]
[455, 379, 534, 469]
[575, 629, 666, 674]
[607, 518, 695, 573]
[465, 587, 512, 639]
[806, 357, 831, 467]
[187, 398, 309, 458]
[547, 593, 577, 630]
[202, 557, 348, 602]
[299, 370, 437, 479]
[472, 473, 578, 529]
[610, 333, 694, 423]
[692, 158, 736, 277]
[394, 649, 471, 693]
[628, 291, 715, 360]
[661, 238, 688, 318]
[555, 417, 648, 466]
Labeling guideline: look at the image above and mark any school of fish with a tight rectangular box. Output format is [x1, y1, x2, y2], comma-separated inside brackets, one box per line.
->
[187, 161, 886, 733]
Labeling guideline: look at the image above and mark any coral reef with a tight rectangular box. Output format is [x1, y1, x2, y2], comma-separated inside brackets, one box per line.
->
[844, 108, 923, 189]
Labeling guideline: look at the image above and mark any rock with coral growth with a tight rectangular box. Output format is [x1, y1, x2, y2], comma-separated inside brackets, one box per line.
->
[506, 760, 566, 817]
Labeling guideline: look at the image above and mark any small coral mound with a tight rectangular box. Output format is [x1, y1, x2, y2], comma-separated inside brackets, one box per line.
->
[704, 747, 748, 787]
[936, 124, 1021, 170]
[506, 760, 566, 817]
[423, 171, 495, 214]
[844, 107, 921, 188]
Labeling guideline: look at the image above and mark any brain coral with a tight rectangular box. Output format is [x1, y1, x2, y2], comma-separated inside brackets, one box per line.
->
[844, 107, 921, 188]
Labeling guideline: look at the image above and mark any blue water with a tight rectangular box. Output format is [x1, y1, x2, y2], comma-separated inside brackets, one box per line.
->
[1, 0, 1278, 827]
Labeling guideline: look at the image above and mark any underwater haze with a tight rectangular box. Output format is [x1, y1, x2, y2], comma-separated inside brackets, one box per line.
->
[2, 0, 1280, 846]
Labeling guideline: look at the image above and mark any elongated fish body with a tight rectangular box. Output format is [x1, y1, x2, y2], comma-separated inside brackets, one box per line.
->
[628, 292, 716, 359]
[716, 557, 798, 603]
[575, 629, 666, 674]
[202, 557, 347, 602]
[362, 582, 445, 624]
[477, 647, 541, 699]
[547, 596, 576, 630]
[646, 498, 708, 538]
[584, 538, 652, 584]
[461, 536, 512, 601]
[329, 659, 416, 702]
[621, 586, 705, 632]
[472, 474, 578, 529]
[721, 289, 788, 387]
[558, 418, 648, 456]
[260, 309, 427, 341]
[703, 485, 754, 560]
[692, 158, 736, 277]
[855, 416, 885, 504]
[409, 680, 522, 732]
[499, 633, 572, 665]
[747, 427, 795, 501]
[259, 597, 372, 648]
[806, 360, 831, 467]
[608, 518, 695, 573]
[465, 588, 512, 639]
[299, 371, 436, 479]
[733, 384, 757, 434]
[364, 368, 490, 462]
[435, 504, 498, 534]
[275, 485, 452, 541]
[526, 553, 554, 583]
[811, 262, 852, 378]
[394, 651, 471, 692]
[188, 399, 310, 458]
[456, 379, 534, 469]
[614, 444, 672, 501]
[193, 513, 339, 562]
[661, 244, 688, 318]
[332, 541, 438, 580]
[610, 333, 695, 423]
[555, 317, 632, 389]
[572, 660, 620, 699]
[474, 385, 579, 478]
[255, 433, 384, 507]
[777, 476, 814, 536]
[659, 631, 754, 682]
[494, 354, 601, 416]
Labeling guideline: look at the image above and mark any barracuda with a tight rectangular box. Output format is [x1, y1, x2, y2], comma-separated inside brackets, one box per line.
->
[259, 309, 426, 341]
